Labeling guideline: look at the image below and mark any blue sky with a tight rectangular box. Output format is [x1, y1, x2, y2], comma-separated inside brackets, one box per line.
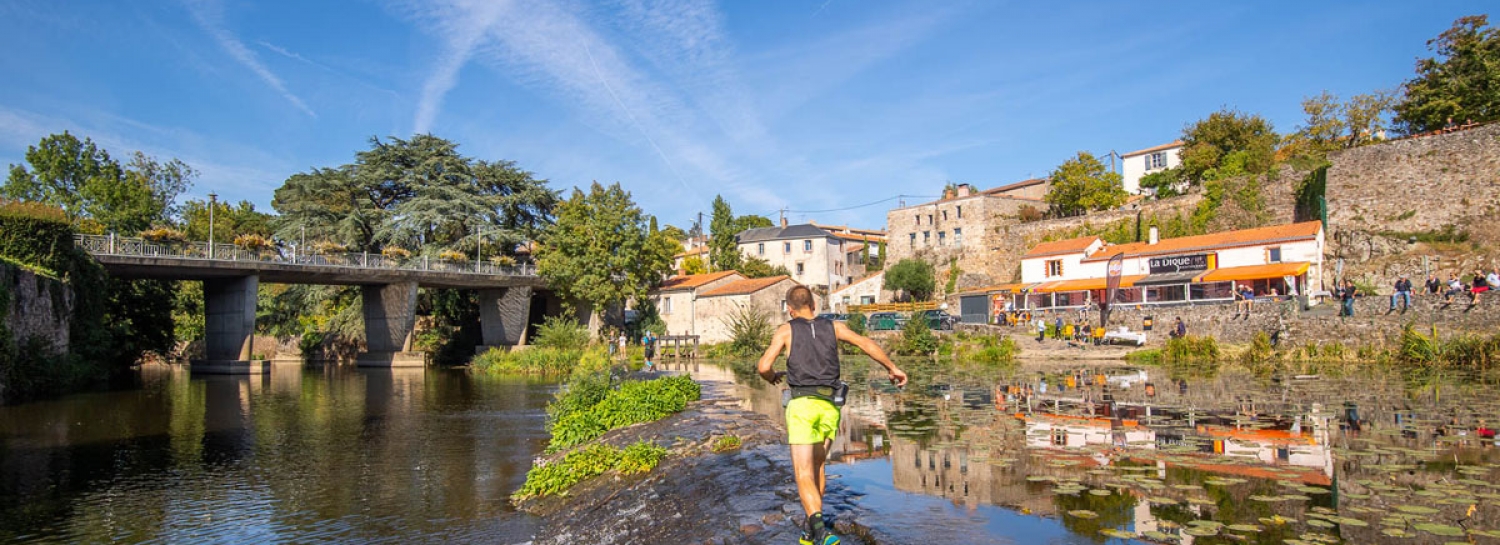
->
[0, 1, 1491, 230]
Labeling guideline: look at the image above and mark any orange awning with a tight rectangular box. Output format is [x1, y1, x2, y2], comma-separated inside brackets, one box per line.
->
[1196, 262, 1310, 282]
[1035, 275, 1146, 292]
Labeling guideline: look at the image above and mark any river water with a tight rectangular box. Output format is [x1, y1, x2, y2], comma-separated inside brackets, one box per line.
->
[3, 360, 1499, 544]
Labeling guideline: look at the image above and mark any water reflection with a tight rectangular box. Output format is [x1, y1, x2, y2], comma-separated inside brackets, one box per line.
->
[0, 364, 555, 544]
[719, 360, 1500, 544]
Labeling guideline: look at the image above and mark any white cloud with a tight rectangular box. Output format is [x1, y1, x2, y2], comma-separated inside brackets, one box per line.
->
[182, 0, 315, 117]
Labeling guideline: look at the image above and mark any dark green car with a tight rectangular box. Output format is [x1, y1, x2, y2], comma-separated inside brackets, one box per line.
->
[918, 310, 959, 330]
[867, 312, 906, 331]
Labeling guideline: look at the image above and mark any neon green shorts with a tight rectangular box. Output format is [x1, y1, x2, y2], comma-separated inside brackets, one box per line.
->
[786, 396, 841, 445]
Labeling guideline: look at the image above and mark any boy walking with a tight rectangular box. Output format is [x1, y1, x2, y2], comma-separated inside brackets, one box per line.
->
[757, 285, 907, 545]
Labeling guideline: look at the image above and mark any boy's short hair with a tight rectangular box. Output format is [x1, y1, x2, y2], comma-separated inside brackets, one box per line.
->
[785, 285, 815, 311]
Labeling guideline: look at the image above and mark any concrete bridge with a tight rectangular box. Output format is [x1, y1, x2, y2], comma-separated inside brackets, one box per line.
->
[76, 234, 549, 374]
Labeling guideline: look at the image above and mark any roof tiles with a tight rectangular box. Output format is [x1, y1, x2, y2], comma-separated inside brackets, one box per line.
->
[699, 275, 794, 297]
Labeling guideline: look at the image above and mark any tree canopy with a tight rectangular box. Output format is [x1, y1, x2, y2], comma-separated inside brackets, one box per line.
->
[1290, 90, 1397, 158]
[271, 134, 556, 255]
[1395, 15, 1500, 133]
[1179, 109, 1279, 183]
[4, 132, 193, 233]
[536, 182, 676, 321]
[1044, 151, 1127, 216]
[708, 195, 740, 272]
[884, 258, 935, 301]
[740, 256, 791, 279]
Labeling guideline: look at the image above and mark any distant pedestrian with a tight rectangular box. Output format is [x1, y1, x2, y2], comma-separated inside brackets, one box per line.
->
[1338, 279, 1358, 317]
[641, 331, 657, 370]
[1036, 317, 1046, 343]
[1054, 316, 1064, 340]
[607, 328, 618, 356]
[618, 332, 628, 360]
[1390, 275, 1413, 312]
[1169, 317, 1186, 339]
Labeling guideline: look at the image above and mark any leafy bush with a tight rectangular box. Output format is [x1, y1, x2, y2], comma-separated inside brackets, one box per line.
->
[900, 312, 937, 356]
[723, 303, 774, 356]
[513, 440, 667, 500]
[847, 313, 867, 335]
[381, 246, 411, 259]
[616, 441, 667, 474]
[472, 345, 609, 375]
[0, 201, 73, 274]
[545, 374, 701, 454]
[1167, 335, 1221, 363]
[885, 259, 935, 301]
[533, 315, 589, 350]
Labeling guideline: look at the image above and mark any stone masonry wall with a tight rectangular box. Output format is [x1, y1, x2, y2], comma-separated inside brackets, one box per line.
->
[2, 264, 72, 355]
[1325, 122, 1500, 286]
[990, 295, 1499, 351]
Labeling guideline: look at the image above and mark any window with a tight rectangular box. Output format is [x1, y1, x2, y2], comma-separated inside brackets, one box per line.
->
[938, 231, 947, 245]
[784, 242, 791, 254]
[757, 242, 765, 256]
[796, 262, 805, 275]
[928, 214, 933, 225]
[915, 214, 920, 225]
[957, 205, 963, 219]
[1268, 247, 1283, 263]
[923, 231, 931, 245]
[942, 210, 948, 221]
[1147, 151, 1167, 170]
[803, 240, 813, 253]
[909, 233, 917, 248]
[1046, 259, 1063, 277]
[663, 296, 673, 315]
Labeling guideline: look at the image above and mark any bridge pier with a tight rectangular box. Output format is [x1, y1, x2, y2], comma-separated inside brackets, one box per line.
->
[357, 281, 426, 368]
[477, 287, 532, 353]
[193, 275, 270, 375]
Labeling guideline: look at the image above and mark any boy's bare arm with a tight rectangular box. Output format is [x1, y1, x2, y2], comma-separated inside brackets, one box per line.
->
[833, 322, 907, 387]
[756, 324, 791, 384]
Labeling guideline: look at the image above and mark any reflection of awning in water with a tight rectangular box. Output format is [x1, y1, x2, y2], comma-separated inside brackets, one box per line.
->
[1134, 270, 1201, 286]
[1196, 261, 1311, 282]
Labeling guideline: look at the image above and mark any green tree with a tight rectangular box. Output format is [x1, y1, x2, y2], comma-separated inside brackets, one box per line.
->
[1296, 91, 1346, 153]
[681, 256, 708, 275]
[4, 132, 193, 233]
[1343, 90, 1397, 147]
[1179, 109, 1279, 183]
[741, 256, 790, 278]
[1044, 151, 1127, 215]
[270, 135, 555, 255]
[708, 195, 741, 272]
[884, 258, 935, 301]
[1138, 168, 1185, 197]
[733, 214, 773, 233]
[182, 199, 274, 241]
[537, 182, 675, 325]
[1395, 15, 1500, 133]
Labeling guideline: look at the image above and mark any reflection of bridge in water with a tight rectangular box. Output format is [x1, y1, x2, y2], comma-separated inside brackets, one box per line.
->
[76, 234, 556, 373]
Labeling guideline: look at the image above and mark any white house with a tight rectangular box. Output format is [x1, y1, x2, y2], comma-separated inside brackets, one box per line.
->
[1120, 141, 1183, 195]
[736, 223, 853, 296]
[991, 221, 1326, 310]
[831, 271, 886, 312]
[648, 271, 745, 337]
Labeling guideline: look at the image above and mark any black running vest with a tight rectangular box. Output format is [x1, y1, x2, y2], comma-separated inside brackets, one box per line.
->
[786, 317, 840, 388]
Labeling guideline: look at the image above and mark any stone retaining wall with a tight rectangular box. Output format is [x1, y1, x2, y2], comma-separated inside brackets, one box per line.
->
[982, 295, 1499, 350]
[2, 264, 71, 355]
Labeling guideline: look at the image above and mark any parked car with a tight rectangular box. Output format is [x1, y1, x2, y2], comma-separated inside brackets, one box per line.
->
[815, 313, 849, 322]
[867, 312, 906, 331]
[918, 309, 959, 330]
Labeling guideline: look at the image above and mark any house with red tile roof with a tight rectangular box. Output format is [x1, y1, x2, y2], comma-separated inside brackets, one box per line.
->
[648, 271, 744, 337]
[692, 275, 801, 343]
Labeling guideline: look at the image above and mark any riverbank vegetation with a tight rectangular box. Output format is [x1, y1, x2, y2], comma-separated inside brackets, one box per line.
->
[513, 440, 667, 500]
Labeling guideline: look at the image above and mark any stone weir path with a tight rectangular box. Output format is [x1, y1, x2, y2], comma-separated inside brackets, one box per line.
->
[519, 374, 879, 545]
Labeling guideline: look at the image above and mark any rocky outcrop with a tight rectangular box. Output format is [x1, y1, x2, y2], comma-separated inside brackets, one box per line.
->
[1, 263, 74, 403]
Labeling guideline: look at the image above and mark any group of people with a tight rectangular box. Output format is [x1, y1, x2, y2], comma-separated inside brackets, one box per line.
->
[1430, 269, 1497, 307]
[1031, 314, 1102, 344]
[603, 328, 661, 371]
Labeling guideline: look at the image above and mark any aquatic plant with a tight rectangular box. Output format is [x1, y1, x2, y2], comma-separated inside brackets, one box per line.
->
[545, 374, 701, 454]
[513, 439, 669, 500]
[532, 315, 590, 350]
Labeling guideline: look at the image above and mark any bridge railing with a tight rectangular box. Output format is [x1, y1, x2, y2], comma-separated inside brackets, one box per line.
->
[74, 234, 539, 277]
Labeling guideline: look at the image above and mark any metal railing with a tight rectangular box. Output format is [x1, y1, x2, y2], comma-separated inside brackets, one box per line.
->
[74, 234, 538, 277]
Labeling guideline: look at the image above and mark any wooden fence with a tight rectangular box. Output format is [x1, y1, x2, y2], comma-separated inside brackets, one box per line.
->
[848, 301, 938, 314]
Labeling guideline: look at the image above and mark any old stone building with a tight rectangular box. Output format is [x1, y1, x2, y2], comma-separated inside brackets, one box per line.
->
[648, 271, 743, 337]
[884, 180, 1050, 290]
[691, 275, 800, 343]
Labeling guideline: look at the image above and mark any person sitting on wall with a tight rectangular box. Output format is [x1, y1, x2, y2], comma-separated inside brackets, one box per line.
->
[1169, 317, 1186, 339]
[1443, 274, 1465, 305]
[1390, 275, 1413, 313]
[1471, 269, 1490, 306]
[1425, 273, 1443, 297]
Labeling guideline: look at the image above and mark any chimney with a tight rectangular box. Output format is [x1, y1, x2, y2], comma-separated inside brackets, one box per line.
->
[1148, 226, 1160, 245]
[780, 216, 788, 228]
[956, 184, 972, 198]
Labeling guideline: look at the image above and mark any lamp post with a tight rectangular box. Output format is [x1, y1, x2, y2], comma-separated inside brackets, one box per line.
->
[207, 192, 218, 259]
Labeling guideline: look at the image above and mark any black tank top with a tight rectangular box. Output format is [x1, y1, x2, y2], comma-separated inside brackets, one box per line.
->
[786, 317, 839, 388]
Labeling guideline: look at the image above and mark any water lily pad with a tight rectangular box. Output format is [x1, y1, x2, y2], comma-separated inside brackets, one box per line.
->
[1396, 505, 1440, 515]
[1068, 510, 1099, 519]
[1414, 523, 1465, 536]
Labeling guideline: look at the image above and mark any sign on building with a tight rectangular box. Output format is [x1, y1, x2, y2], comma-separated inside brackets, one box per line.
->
[1147, 254, 1212, 274]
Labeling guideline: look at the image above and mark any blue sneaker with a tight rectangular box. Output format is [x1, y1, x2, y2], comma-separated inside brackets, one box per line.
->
[805, 513, 841, 545]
